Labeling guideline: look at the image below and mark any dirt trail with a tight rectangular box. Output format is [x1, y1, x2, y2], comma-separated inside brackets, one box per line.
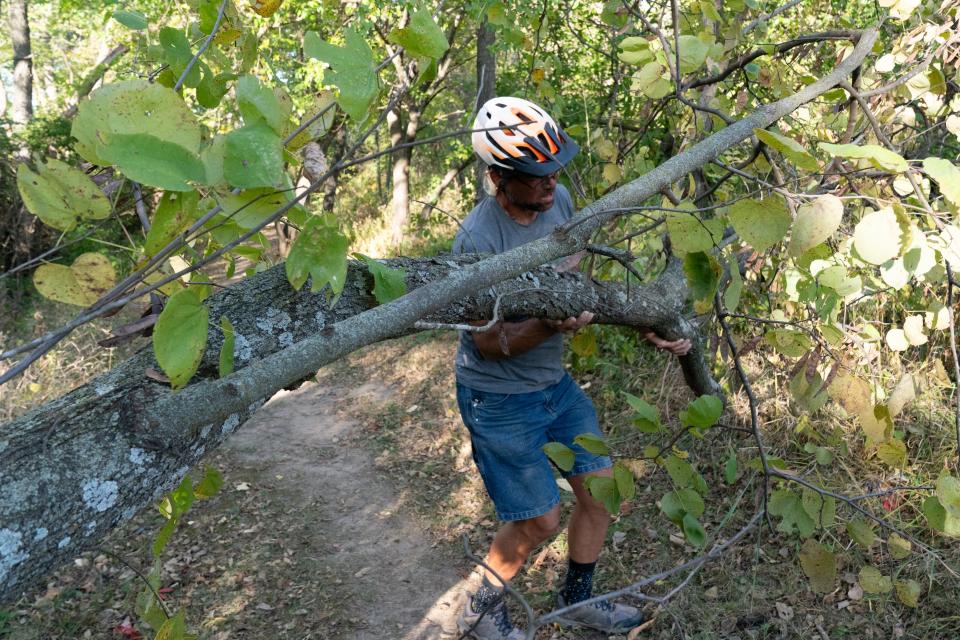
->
[221, 376, 472, 639]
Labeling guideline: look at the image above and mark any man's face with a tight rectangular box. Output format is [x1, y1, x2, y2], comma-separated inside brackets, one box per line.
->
[499, 170, 559, 212]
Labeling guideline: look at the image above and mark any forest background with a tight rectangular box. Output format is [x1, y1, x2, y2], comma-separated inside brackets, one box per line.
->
[1, 0, 960, 638]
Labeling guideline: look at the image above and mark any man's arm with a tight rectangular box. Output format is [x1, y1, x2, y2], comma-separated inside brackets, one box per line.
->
[471, 312, 594, 361]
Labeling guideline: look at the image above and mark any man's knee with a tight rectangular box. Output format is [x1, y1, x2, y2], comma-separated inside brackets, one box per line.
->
[519, 507, 561, 543]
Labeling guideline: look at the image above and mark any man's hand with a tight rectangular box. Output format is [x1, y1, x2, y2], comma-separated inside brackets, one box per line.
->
[545, 311, 594, 333]
[643, 329, 692, 356]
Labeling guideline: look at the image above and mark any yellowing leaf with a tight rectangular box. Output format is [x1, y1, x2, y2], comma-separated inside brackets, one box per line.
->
[888, 533, 912, 559]
[676, 35, 710, 74]
[285, 215, 349, 298]
[858, 565, 892, 594]
[727, 196, 791, 252]
[33, 252, 116, 307]
[799, 539, 836, 593]
[249, 0, 283, 17]
[829, 373, 872, 415]
[788, 195, 844, 257]
[902, 315, 927, 346]
[859, 404, 892, 447]
[16, 159, 111, 232]
[922, 157, 960, 207]
[888, 373, 918, 419]
[877, 439, 907, 468]
[885, 328, 909, 351]
[819, 142, 908, 173]
[895, 579, 922, 607]
[667, 208, 724, 254]
[853, 208, 905, 265]
[602, 162, 622, 184]
[935, 475, 960, 519]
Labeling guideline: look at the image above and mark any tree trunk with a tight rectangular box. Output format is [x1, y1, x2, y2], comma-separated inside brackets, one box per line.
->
[8, 0, 33, 126]
[387, 108, 420, 247]
[0, 255, 707, 602]
[474, 20, 496, 202]
[0, 27, 877, 602]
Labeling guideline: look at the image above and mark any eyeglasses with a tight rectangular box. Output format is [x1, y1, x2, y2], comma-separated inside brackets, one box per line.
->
[512, 171, 559, 189]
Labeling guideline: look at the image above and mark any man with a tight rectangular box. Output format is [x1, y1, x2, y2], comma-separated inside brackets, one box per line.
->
[453, 97, 691, 639]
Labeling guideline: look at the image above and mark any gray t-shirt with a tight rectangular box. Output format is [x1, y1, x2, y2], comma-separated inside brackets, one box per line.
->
[452, 185, 575, 393]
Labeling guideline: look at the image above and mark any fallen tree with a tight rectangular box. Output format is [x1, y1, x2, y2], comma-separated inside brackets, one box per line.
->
[0, 27, 876, 603]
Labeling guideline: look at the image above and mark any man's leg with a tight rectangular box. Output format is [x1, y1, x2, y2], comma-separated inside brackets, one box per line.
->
[484, 505, 562, 586]
[567, 468, 613, 563]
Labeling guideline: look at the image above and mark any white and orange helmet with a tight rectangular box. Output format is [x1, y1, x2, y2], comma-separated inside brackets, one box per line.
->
[472, 97, 579, 176]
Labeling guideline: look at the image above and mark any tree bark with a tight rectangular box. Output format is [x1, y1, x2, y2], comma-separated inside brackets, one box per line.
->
[474, 19, 497, 202]
[0, 27, 877, 601]
[0, 255, 705, 602]
[8, 0, 33, 126]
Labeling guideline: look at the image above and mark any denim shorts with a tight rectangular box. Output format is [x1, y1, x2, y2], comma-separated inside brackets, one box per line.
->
[456, 373, 613, 522]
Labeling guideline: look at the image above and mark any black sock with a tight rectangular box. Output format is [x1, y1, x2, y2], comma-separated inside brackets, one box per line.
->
[563, 558, 597, 604]
[472, 575, 503, 613]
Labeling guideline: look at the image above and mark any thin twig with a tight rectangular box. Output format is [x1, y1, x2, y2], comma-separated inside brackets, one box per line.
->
[948, 263, 960, 468]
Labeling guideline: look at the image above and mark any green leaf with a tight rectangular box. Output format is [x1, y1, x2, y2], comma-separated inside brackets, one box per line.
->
[858, 565, 892, 594]
[895, 579, 922, 608]
[754, 129, 819, 172]
[801, 489, 836, 529]
[799, 539, 836, 593]
[155, 610, 186, 640]
[853, 207, 907, 265]
[236, 75, 289, 134]
[935, 474, 960, 519]
[223, 121, 285, 188]
[284, 214, 349, 298]
[680, 394, 723, 430]
[543, 442, 575, 472]
[112, 9, 148, 30]
[73, 80, 201, 167]
[666, 209, 724, 254]
[683, 252, 720, 304]
[723, 253, 743, 312]
[814, 446, 834, 466]
[727, 196, 792, 252]
[769, 489, 815, 538]
[764, 329, 812, 358]
[724, 452, 738, 484]
[699, 0, 722, 21]
[152, 517, 177, 558]
[676, 35, 710, 74]
[922, 495, 960, 536]
[144, 191, 200, 257]
[193, 467, 223, 499]
[585, 476, 620, 515]
[623, 392, 661, 433]
[922, 157, 960, 206]
[99, 133, 206, 191]
[353, 253, 407, 304]
[819, 142, 908, 173]
[153, 288, 209, 390]
[681, 513, 707, 548]
[16, 159, 111, 231]
[33, 252, 116, 307]
[221, 188, 297, 230]
[660, 488, 705, 524]
[159, 27, 200, 88]
[663, 455, 694, 488]
[614, 461, 636, 501]
[196, 67, 233, 110]
[574, 432, 610, 456]
[846, 518, 876, 548]
[304, 28, 379, 121]
[218, 315, 235, 378]
[387, 9, 449, 60]
[787, 195, 844, 257]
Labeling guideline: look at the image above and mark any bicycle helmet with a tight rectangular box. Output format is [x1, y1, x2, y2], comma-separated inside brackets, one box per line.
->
[472, 97, 579, 176]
